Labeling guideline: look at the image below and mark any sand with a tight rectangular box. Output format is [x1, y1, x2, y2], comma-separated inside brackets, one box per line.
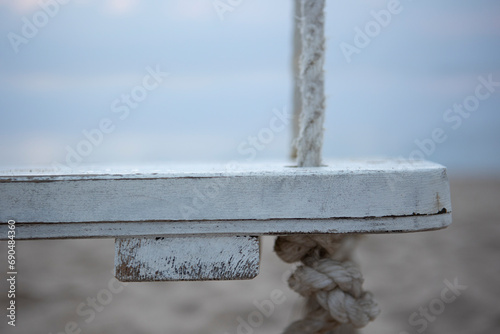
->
[1, 178, 499, 334]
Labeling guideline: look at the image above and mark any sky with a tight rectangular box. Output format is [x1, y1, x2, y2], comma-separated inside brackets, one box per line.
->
[0, 0, 499, 177]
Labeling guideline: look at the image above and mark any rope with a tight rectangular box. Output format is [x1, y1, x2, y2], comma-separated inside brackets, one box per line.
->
[290, 0, 302, 160]
[275, 1, 379, 332]
[275, 236, 379, 333]
[294, 0, 326, 168]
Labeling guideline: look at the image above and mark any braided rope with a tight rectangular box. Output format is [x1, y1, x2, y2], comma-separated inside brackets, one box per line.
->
[295, 0, 326, 168]
[275, 236, 379, 333]
[276, 1, 379, 332]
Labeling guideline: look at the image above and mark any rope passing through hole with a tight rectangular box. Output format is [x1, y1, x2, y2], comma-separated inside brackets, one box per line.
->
[275, 1, 380, 333]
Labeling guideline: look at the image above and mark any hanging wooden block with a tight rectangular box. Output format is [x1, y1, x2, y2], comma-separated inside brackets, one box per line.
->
[115, 236, 260, 281]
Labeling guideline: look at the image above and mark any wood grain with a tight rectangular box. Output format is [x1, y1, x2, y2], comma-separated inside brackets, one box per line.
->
[0, 160, 452, 282]
[3, 214, 451, 240]
[0, 161, 451, 223]
[115, 236, 260, 281]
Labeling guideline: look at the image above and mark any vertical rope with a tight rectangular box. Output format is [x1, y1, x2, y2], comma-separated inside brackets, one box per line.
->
[291, 0, 302, 160]
[275, 1, 379, 333]
[295, 0, 326, 167]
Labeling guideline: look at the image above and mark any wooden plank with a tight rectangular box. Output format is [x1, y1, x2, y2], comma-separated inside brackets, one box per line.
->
[0, 160, 451, 225]
[115, 236, 260, 281]
[1, 214, 452, 240]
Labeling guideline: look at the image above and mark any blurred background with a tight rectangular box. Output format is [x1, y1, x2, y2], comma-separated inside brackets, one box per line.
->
[0, 0, 499, 174]
[0, 0, 499, 333]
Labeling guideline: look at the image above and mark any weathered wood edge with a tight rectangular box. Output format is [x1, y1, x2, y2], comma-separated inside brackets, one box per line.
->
[114, 236, 261, 282]
[1, 161, 451, 223]
[0, 160, 447, 180]
[1, 213, 452, 240]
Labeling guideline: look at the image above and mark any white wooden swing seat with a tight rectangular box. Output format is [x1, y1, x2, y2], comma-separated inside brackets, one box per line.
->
[1, 1, 454, 332]
[0, 159, 451, 281]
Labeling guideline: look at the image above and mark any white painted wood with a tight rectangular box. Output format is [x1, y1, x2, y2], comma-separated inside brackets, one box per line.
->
[0, 160, 451, 226]
[3, 214, 452, 240]
[0, 160, 451, 282]
[115, 236, 260, 281]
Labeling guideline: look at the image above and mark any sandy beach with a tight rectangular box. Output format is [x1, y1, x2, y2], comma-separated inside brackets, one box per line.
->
[1, 178, 499, 334]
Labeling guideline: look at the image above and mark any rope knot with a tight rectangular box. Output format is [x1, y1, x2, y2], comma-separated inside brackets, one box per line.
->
[275, 235, 380, 333]
[289, 259, 363, 297]
[315, 290, 379, 328]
